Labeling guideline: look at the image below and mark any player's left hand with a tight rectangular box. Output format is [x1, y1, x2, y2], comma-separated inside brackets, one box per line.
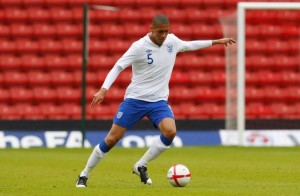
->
[90, 88, 107, 108]
[220, 38, 236, 46]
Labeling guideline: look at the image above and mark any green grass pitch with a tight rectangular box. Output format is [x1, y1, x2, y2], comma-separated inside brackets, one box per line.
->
[1, 147, 299, 196]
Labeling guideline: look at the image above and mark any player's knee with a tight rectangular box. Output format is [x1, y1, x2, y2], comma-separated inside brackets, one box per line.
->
[164, 128, 176, 140]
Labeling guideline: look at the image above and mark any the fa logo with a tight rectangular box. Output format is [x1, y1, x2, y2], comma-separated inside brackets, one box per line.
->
[166, 44, 173, 53]
[117, 112, 123, 119]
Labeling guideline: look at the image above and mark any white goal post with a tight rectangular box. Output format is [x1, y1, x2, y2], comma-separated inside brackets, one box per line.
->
[234, 2, 300, 146]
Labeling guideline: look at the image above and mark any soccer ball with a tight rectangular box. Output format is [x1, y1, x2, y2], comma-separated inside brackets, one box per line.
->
[167, 164, 191, 187]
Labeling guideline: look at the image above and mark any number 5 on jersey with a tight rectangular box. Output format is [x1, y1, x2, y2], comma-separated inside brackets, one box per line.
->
[147, 53, 153, 64]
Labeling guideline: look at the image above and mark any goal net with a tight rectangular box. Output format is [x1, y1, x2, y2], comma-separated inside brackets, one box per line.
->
[220, 2, 300, 146]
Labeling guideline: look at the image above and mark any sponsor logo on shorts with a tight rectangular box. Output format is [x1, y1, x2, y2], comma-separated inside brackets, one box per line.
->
[117, 112, 123, 118]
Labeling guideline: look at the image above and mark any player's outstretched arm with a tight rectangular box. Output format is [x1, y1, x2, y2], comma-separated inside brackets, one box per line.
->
[90, 88, 108, 108]
[212, 38, 236, 46]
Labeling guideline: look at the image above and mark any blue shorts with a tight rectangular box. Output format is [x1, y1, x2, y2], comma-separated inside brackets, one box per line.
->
[113, 98, 174, 129]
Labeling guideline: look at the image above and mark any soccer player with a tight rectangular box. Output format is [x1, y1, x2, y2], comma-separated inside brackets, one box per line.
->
[76, 14, 235, 187]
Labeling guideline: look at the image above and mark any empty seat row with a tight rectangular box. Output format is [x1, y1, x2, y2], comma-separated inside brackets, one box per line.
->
[0, 38, 132, 54]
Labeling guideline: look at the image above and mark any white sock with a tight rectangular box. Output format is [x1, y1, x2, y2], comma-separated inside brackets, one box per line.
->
[80, 145, 106, 178]
[136, 137, 170, 167]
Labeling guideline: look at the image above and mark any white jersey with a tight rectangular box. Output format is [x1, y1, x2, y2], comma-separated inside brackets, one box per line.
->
[107, 34, 212, 102]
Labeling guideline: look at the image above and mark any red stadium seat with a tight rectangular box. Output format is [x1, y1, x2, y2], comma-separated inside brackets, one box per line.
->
[191, 24, 217, 38]
[266, 39, 289, 54]
[246, 86, 265, 102]
[89, 39, 109, 53]
[285, 86, 300, 102]
[205, 103, 225, 119]
[263, 86, 286, 102]
[257, 71, 282, 85]
[101, 23, 125, 38]
[44, 55, 68, 70]
[16, 39, 39, 53]
[169, 104, 186, 119]
[0, 24, 10, 37]
[89, 54, 116, 70]
[260, 25, 283, 38]
[161, 8, 186, 22]
[0, 40, 16, 53]
[5, 8, 28, 21]
[179, 0, 202, 7]
[93, 9, 119, 22]
[56, 23, 81, 37]
[23, 0, 45, 6]
[169, 86, 198, 102]
[49, 7, 73, 21]
[87, 105, 113, 119]
[0, 55, 22, 70]
[246, 55, 275, 69]
[73, 71, 102, 87]
[2, 0, 22, 6]
[183, 103, 209, 119]
[33, 87, 57, 102]
[270, 102, 296, 119]
[89, 24, 102, 37]
[105, 87, 125, 102]
[183, 54, 206, 69]
[283, 25, 299, 37]
[114, 0, 136, 7]
[50, 71, 74, 85]
[211, 71, 225, 85]
[41, 103, 67, 119]
[246, 102, 272, 118]
[140, 8, 161, 22]
[119, 9, 141, 22]
[27, 7, 50, 22]
[123, 23, 148, 38]
[39, 39, 63, 53]
[186, 9, 209, 23]
[274, 55, 299, 69]
[16, 104, 44, 119]
[28, 71, 51, 86]
[170, 71, 189, 85]
[9, 87, 33, 102]
[4, 71, 28, 86]
[33, 23, 56, 37]
[62, 39, 82, 53]
[246, 72, 259, 85]
[0, 88, 10, 102]
[56, 87, 81, 102]
[67, 54, 82, 70]
[206, 55, 225, 69]
[107, 39, 131, 53]
[158, 0, 180, 7]
[21, 55, 45, 70]
[44, 0, 68, 6]
[282, 71, 300, 85]
[188, 71, 212, 85]
[136, 0, 158, 7]
[0, 104, 21, 119]
[246, 39, 267, 54]
[170, 23, 193, 39]
[71, 7, 83, 22]
[61, 103, 81, 119]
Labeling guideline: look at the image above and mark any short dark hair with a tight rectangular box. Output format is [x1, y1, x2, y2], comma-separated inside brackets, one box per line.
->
[152, 14, 170, 26]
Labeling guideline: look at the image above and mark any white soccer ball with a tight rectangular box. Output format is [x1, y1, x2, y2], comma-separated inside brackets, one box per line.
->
[167, 164, 191, 187]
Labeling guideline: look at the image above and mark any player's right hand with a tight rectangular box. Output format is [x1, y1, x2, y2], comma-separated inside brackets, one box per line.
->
[90, 88, 107, 108]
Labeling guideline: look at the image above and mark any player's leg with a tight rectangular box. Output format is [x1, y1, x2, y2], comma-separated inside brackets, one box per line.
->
[77, 98, 146, 187]
[134, 117, 176, 167]
[76, 123, 126, 188]
[133, 101, 176, 184]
